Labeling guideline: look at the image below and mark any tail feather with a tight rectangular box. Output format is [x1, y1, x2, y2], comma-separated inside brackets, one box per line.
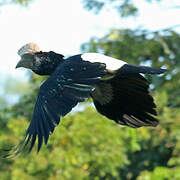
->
[118, 64, 167, 74]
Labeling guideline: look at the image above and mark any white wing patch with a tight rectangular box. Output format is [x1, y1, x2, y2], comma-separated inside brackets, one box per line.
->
[81, 53, 126, 71]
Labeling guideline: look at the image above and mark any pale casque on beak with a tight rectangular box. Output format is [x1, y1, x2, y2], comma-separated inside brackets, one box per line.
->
[16, 42, 40, 69]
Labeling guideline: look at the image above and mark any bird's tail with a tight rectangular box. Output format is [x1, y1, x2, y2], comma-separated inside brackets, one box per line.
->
[117, 64, 167, 74]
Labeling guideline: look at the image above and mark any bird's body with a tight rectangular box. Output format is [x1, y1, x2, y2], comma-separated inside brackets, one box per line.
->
[7, 42, 167, 156]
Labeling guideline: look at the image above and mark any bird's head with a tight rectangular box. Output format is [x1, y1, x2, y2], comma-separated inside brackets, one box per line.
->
[16, 43, 64, 75]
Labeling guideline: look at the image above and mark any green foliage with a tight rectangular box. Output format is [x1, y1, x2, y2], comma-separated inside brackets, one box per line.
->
[1, 39, 180, 179]
[0, 0, 32, 6]
[82, 0, 166, 17]
[1, 28, 180, 180]
[0, 0, 180, 179]
[82, 0, 138, 17]
[81, 0, 105, 14]
[0, 107, 130, 179]
[10, 0, 30, 5]
[1, 103, 180, 179]
[80, 24, 180, 179]
[117, 0, 138, 17]
[1, 103, 179, 180]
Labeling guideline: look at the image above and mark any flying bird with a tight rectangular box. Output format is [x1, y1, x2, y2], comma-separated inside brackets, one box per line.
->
[8, 42, 167, 155]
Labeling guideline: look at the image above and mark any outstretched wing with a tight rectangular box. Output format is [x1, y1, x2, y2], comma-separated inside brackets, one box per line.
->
[7, 59, 106, 156]
[92, 73, 159, 128]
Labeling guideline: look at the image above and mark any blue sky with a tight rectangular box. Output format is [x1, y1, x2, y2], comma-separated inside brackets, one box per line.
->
[0, 0, 180, 81]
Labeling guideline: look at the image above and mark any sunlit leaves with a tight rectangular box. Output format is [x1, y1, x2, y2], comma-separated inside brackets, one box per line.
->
[0, 0, 32, 6]
[82, 0, 164, 17]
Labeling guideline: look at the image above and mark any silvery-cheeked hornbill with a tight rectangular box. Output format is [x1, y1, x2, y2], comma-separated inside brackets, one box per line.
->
[6, 42, 167, 156]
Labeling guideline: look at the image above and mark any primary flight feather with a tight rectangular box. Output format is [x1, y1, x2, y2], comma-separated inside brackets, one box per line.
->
[7, 42, 167, 156]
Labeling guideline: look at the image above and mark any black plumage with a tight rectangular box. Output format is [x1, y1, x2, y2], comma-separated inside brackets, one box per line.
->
[92, 73, 158, 128]
[5, 43, 167, 156]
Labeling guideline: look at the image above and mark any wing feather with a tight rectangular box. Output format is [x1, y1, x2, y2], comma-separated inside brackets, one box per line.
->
[6, 58, 106, 156]
[92, 73, 159, 128]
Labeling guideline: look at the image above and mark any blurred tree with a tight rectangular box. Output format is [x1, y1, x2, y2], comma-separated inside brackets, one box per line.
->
[82, 0, 180, 17]
[0, 0, 180, 180]
[0, 0, 33, 7]
[80, 0, 180, 179]
[0, 75, 29, 110]
[79, 27, 180, 179]
[82, 0, 139, 17]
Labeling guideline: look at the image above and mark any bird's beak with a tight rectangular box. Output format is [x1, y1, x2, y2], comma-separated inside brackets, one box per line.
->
[16, 53, 34, 69]
[16, 58, 30, 69]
